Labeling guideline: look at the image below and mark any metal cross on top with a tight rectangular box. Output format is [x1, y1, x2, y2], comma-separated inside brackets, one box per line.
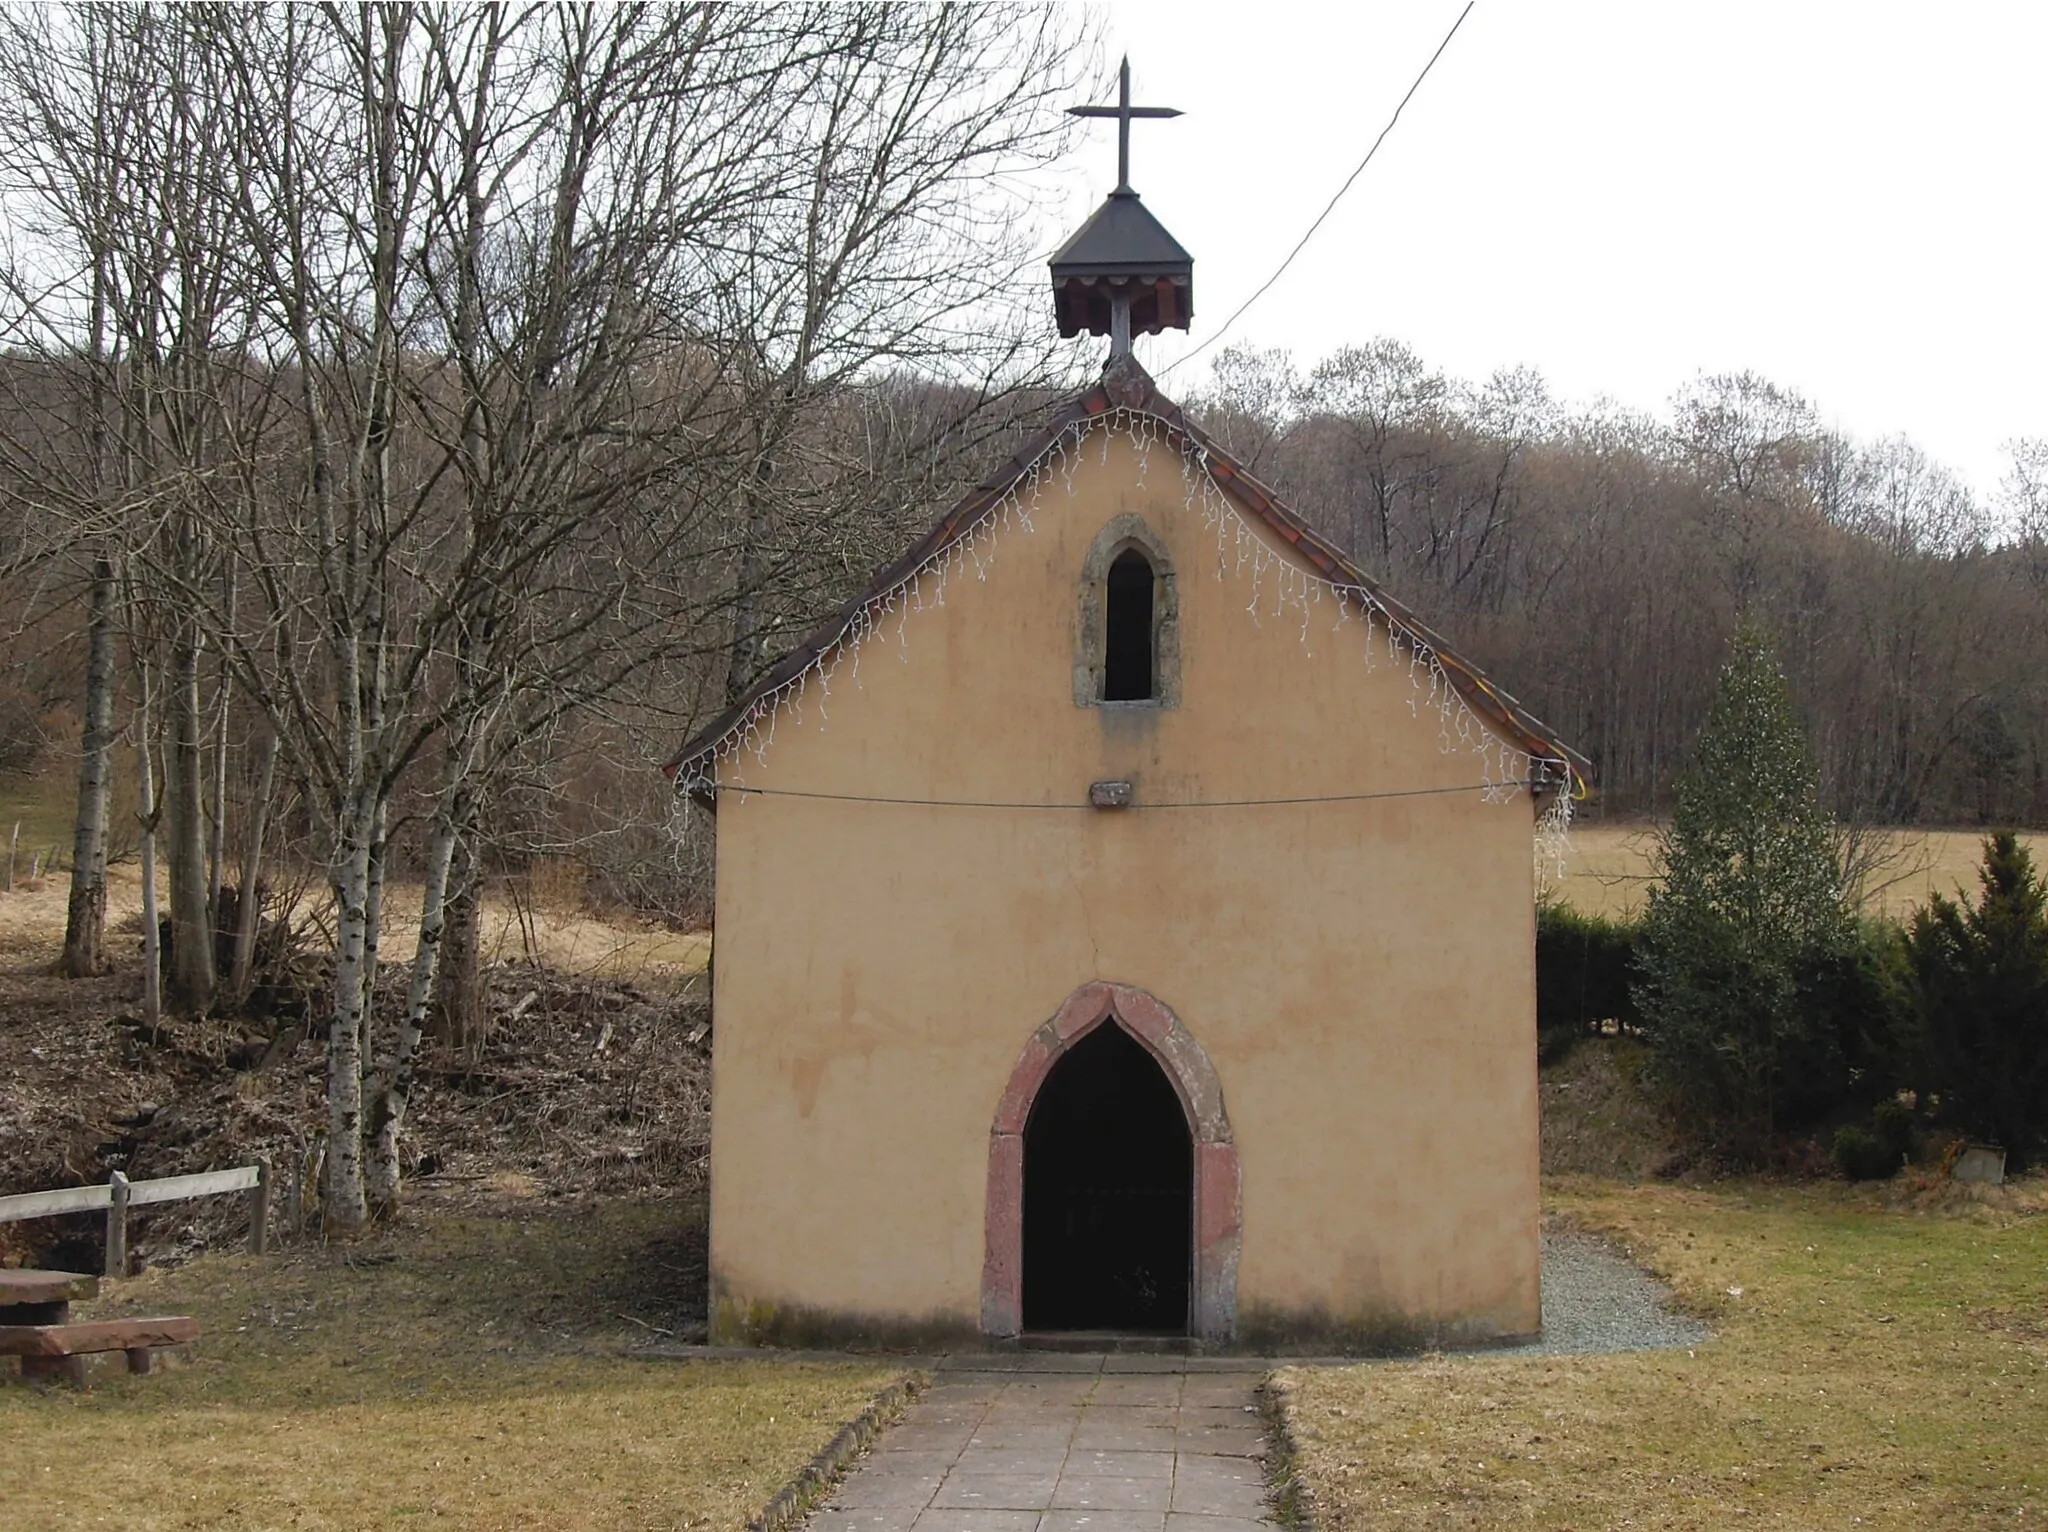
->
[1068, 56, 1181, 194]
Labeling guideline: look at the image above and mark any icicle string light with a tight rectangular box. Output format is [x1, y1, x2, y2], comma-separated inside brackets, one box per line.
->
[676, 409, 1575, 807]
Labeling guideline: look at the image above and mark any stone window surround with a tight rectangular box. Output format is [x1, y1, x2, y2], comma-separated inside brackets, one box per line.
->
[1073, 515, 1181, 709]
[981, 981, 1241, 1342]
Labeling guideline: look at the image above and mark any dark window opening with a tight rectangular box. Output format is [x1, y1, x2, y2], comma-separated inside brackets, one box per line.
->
[1023, 1022, 1192, 1333]
[1103, 549, 1155, 701]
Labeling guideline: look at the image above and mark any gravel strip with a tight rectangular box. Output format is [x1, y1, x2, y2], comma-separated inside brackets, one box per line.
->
[1492, 1229, 1709, 1357]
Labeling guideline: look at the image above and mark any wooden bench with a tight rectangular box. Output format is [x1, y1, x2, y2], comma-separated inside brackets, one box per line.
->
[0, 1316, 198, 1383]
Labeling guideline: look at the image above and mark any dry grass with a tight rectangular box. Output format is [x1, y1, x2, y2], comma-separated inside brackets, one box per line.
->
[0, 769, 93, 871]
[1549, 822, 2048, 920]
[0, 836, 708, 993]
[1539, 1037, 1674, 1179]
[0, 1192, 903, 1531]
[1277, 1177, 2048, 1530]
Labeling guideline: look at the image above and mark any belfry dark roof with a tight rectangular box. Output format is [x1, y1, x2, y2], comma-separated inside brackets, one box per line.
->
[665, 356, 1589, 802]
[1049, 191, 1193, 276]
[1049, 192, 1194, 339]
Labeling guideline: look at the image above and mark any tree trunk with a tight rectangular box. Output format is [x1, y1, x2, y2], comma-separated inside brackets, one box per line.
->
[135, 676, 161, 1032]
[323, 785, 378, 1235]
[358, 795, 388, 1099]
[365, 803, 461, 1218]
[61, 555, 116, 978]
[430, 828, 482, 1053]
[205, 629, 231, 944]
[163, 627, 215, 1012]
[226, 727, 279, 1004]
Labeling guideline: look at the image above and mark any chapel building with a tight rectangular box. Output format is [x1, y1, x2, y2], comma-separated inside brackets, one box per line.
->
[667, 67, 1585, 1350]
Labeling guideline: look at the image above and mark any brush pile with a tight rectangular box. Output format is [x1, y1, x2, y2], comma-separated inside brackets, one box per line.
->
[0, 956, 709, 1270]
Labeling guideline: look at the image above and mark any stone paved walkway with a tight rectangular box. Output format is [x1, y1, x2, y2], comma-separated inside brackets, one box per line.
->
[811, 1356, 1276, 1532]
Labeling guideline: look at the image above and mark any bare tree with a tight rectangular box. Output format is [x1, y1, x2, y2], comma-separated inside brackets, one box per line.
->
[1190, 345, 2048, 826]
[0, 2, 1093, 1230]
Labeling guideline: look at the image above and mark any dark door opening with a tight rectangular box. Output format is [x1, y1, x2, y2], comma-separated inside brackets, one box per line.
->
[1023, 1022, 1192, 1333]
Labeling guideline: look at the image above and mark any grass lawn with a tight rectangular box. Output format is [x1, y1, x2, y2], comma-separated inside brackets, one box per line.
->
[1276, 1178, 2047, 1530]
[0, 1192, 903, 1531]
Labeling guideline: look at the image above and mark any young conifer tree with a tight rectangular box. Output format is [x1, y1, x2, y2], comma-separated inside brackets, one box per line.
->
[1633, 620, 1850, 1158]
[1907, 832, 2048, 1169]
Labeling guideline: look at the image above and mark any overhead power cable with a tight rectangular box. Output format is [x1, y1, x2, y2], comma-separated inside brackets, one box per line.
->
[1160, 1, 1477, 377]
[709, 778, 1537, 811]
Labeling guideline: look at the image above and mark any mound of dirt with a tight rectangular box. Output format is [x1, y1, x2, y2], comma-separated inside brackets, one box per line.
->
[0, 954, 708, 1272]
[1540, 1035, 1675, 1180]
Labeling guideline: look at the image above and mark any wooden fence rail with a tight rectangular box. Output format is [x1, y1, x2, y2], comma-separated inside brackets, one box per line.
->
[0, 1163, 270, 1275]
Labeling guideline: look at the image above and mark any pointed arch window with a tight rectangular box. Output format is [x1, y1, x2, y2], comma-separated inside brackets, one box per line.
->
[1103, 549, 1156, 701]
[1075, 516, 1179, 709]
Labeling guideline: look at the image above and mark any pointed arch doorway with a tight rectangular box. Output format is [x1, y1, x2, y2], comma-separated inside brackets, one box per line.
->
[983, 983, 1240, 1342]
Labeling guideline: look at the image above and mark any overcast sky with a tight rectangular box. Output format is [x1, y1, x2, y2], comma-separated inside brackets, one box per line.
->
[1046, 2, 2047, 496]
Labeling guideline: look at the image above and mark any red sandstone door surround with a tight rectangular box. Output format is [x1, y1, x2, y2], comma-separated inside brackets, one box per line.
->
[982, 981, 1241, 1342]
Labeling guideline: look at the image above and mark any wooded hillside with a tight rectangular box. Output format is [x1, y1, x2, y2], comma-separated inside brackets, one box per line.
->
[1189, 342, 2048, 825]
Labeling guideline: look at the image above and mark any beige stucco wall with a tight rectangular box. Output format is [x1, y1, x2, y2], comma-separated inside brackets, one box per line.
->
[706, 426, 1542, 1349]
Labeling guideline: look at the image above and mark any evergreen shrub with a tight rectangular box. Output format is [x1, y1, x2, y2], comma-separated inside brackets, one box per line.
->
[1535, 904, 1642, 1063]
[1906, 832, 2048, 1170]
[1793, 917, 1913, 1119]
[1832, 1098, 1915, 1181]
[1832, 1124, 1894, 1181]
[1632, 622, 1853, 1159]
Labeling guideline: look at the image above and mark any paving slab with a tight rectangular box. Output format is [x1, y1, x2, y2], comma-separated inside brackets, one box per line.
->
[1093, 1377, 1185, 1407]
[834, 1474, 951, 1511]
[913, 1507, 1040, 1532]
[1173, 1428, 1264, 1459]
[1051, 1476, 1175, 1513]
[1179, 1406, 1260, 1431]
[951, 1448, 1072, 1478]
[1096, 1355, 1192, 1374]
[812, 1357, 1276, 1532]
[813, 1511, 921, 1532]
[1168, 1480, 1269, 1519]
[1069, 1421, 1180, 1453]
[886, 1423, 983, 1454]
[1178, 1374, 1264, 1396]
[931, 1474, 1066, 1511]
[1066, 1449, 1178, 1480]
[1039, 1514, 1166, 1532]
[1008, 1353, 1110, 1373]
[911, 1512, 1043, 1532]
[1084, 1404, 1178, 1427]
[969, 1422, 1083, 1452]
[861, 1450, 965, 1476]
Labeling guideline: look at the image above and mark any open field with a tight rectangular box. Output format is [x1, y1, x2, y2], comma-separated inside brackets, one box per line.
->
[0, 1193, 902, 1532]
[1277, 1177, 2048, 1530]
[1548, 822, 2048, 920]
[0, 798, 709, 992]
[0, 770, 87, 881]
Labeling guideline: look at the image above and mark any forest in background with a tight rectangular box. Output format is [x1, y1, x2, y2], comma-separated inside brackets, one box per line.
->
[1189, 342, 2048, 827]
[1, 2, 2044, 1229]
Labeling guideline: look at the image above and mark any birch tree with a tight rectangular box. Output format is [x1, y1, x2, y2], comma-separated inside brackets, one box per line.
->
[0, 5, 254, 1002]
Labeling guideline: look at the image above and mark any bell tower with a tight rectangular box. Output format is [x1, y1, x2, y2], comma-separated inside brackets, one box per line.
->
[1049, 58, 1194, 362]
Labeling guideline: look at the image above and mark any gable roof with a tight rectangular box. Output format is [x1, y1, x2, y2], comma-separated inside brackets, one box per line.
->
[666, 356, 1589, 802]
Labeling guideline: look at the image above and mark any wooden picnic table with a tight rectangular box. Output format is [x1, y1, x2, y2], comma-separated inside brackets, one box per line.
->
[2, 1269, 193, 1383]
[1, 1269, 101, 1383]
[0, 1268, 98, 1324]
